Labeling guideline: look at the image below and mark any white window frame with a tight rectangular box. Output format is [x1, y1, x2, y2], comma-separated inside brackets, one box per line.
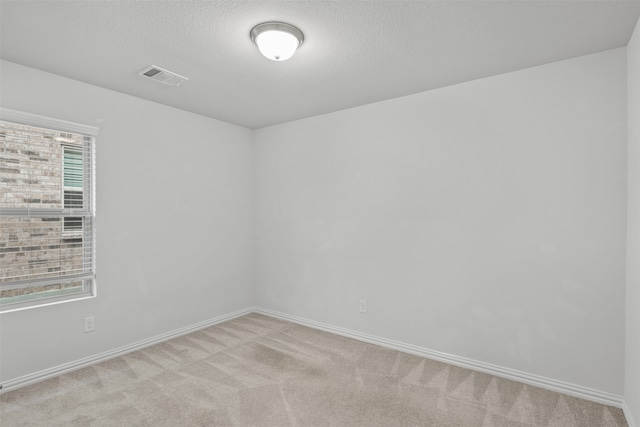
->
[0, 108, 98, 313]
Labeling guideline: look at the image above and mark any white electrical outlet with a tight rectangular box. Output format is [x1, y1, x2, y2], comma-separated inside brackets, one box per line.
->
[84, 316, 95, 333]
[359, 300, 367, 313]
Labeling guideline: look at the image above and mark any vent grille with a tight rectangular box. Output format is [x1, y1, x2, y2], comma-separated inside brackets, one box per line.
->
[138, 65, 189, 87]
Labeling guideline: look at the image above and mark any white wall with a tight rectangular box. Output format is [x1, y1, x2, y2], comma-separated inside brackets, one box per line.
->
[626, 16, 640, 427]
[0, 60, 255, 383]
[255, 49, 627, 395]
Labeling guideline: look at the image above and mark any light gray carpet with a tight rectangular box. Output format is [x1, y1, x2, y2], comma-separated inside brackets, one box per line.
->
[0, 313, 628, 426]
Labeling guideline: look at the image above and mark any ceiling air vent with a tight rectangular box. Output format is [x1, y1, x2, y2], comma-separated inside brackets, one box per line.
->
[138, 65, 189, 87]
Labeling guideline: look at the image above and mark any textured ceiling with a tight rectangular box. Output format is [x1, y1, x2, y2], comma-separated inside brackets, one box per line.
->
[2, 1, 640, 129]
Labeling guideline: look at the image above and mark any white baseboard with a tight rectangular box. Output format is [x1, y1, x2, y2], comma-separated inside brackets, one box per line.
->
[624, 401, 637, 427]
[0, 307, 253, 394]
[254, 307, 625, 409]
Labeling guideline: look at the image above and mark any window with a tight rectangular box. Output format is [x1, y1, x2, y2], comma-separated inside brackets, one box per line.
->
[0, 108, 97, 312]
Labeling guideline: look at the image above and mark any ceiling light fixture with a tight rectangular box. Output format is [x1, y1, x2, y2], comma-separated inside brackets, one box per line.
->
[250, 22, 304, 61]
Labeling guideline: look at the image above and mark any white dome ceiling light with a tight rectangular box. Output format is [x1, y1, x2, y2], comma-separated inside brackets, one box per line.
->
[250, 22, 304, 61]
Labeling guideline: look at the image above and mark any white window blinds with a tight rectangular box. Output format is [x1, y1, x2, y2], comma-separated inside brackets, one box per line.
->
[0, 109, 97, 312]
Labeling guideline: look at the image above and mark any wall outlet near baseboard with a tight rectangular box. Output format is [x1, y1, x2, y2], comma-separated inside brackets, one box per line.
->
[359, 300, 367, 313]
[84, 316, 95, 333]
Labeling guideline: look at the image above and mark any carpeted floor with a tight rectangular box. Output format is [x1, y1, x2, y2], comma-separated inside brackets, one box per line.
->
[0, 313, 628, 426]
